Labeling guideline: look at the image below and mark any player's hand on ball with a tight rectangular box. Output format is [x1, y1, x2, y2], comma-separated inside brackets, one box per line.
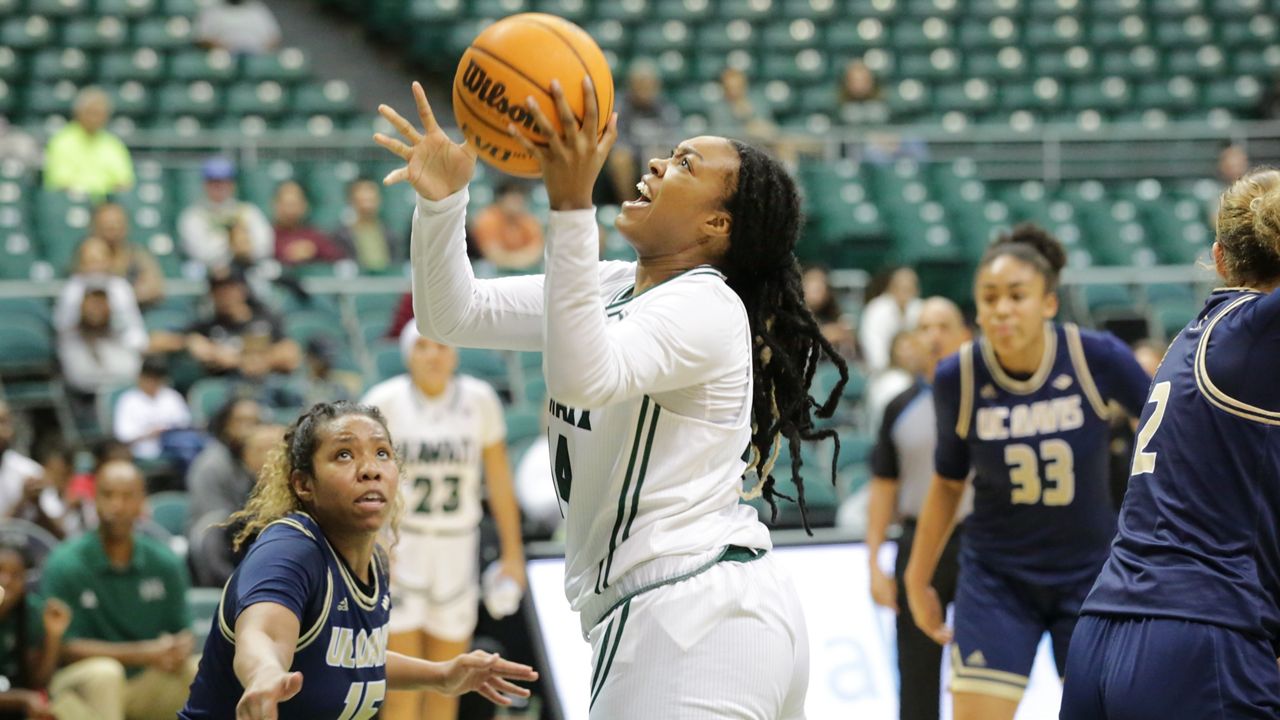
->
[905, 580, 953, 646]
[509, 76, 618, 212]
[375, 82, 477, 202]
[439, 650, 538, 706]
[236, 669, 303, 720]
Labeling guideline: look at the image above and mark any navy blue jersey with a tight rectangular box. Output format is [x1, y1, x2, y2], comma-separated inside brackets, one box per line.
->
[181, 512, 392, 720]
[934, 323, 1151, 585]
[1083, 288, 1280, 645]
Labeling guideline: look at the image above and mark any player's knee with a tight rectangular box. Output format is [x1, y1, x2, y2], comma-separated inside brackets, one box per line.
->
[73, 656, 128, 692]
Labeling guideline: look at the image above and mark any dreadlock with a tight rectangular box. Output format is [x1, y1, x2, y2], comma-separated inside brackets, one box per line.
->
[719, 140, 849, 532]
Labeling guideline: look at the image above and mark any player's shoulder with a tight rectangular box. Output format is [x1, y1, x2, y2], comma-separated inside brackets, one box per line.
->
[361, 375, 411, 407]
[934, 347, 967, 385]
[598, 260, 638, 294]
[251, 513, 325, 556]
[1066, 323, 1130, 362]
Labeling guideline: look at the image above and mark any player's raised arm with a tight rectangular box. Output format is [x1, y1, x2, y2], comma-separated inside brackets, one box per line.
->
[233, 602, 303, 720]
[377, 82, 546, 352]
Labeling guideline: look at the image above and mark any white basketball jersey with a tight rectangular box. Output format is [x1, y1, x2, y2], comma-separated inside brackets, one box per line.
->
[547, 270, 773, 615]
[362, 374, 506, 532]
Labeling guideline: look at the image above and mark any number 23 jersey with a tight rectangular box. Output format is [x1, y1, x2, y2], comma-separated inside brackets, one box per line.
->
[362, 374, 506, 533]
[934, 323, 1151, 585]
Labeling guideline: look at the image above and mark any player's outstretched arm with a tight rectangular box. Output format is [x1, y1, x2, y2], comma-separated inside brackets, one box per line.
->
[904, 475, 966, 646]
[379, 82, 547, 352]
[386, 650, 538, 706]
[233, 602, 303, 720]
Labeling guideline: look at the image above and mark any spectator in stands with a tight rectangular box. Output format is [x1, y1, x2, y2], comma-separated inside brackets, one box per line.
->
[0, 400, 65, 538]
[231, 334, 305, 416]
[113, 355, 193, 462]
[39, 459, 196, 720]
[184, 266, 300, 376]
[334, 178, 402, 273]
[707, 68, 778, 145]
[1218, 143, 1249, 186]
[194, 0, 281, 55]
[600, 60, 683, 207]
[188, 422, 282, 588]
[298, 335, 362, 408]
[859, 265, 922, 373]
[386, 292, 414, 339]
[37, 446, 95, 535]
[272, 180, 347, 267]
[57, 237, 147, 336]
[470, 181, 544, 270]
[837, 59, 889, 126]
[91, 203, 165, 309]
[0, 544, 125, 720]
[802, 265, 857, 360]
[57, 283, 147, 397]
[177, 157, 273, 269]
[866, 329, 927, 432]
[43, 87, 134, 199]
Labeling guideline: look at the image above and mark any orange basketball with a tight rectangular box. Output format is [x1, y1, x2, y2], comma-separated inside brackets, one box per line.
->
[452, 13, 614, 178]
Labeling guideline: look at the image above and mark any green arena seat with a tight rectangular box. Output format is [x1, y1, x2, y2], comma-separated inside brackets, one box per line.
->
[408, 0, 464, 21]
[62, 16, 129, 49]
[899, 48, 963, 81]
[1025, 16, 1083, 48]
[694, 20, 755, 52]
[102, 81, 152, 118]
[167, 49, 238, 82]
[781, 0, 840, 19]
[1153, 17, 1213, 48]
[131, 16, 194, 49]
[225, 81, 289, 117]
[28, 0, 88, 15]
[155, 82, 222, 117]
[241, 48, 312, 83]
[98, 48, 166, 83]
[1098, 46, 1161, 78]
[1, 17, 54, 50]
[291, 81, 358, 117]
[1165, 46, 1227, 78]
[1070, 77, 1132, 112]
[531, 0, 590, 20]
[761, 19, 822, 52]
[596, 0, 649, 21]
[96, 0, 160, 17]
[1203, 77, 1263, 113]
[27, 80, 79, 117]
[825, 18, 890, 52]
[966, 48, 1029, 80]
[0, 47, 22, 82]
[31, 48, 93, 82]
[1134, 77, 1200, 112]
[1219, 17, 1278, 47]
[1149, 0, 1203, 18]
[892, 18, 954, 49]
[1032, 47, 1096, 79]
[162, 0, 201, 13]
[968, 0, 1024, 16]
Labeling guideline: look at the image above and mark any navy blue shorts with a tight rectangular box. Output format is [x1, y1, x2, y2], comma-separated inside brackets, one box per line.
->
[1060, 614, 1280, 719]
[950, 558, 1090, 702]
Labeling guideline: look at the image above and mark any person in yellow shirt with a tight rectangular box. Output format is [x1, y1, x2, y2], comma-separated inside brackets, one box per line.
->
[43, 87, 135, 198]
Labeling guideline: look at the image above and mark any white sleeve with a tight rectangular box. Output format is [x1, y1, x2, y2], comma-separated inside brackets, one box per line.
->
[859, 296, 894, 373]
[164, 388, 192, 428]
[542, 209, 743, 409]
[113, 391, 146, 444]
[409, 188, 546, 351]
[178, 207, 222, 266]
[110, 279, 148, 353]
[53, 280, 84, 332]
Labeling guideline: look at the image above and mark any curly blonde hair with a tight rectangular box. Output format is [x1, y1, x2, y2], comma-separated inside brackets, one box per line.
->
[228, 401, 404, 551]
[1216, 168, 1280, 287]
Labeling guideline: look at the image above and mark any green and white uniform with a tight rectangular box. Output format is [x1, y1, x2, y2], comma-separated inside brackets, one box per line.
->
[362, 372, 505, 640]
[412, 188, 808, 719]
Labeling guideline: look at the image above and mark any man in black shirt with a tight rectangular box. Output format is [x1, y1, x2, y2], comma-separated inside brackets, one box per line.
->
[185, 268, 299, 377]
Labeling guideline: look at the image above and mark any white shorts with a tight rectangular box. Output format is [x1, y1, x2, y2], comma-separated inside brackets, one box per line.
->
[387, 528, 479, 641]
[586, 551, 809, 720]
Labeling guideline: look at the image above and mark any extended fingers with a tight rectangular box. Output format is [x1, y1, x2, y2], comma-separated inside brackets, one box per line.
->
[581, 76, 599, 138]
[597, 112, 618, 155]
[412, 81, 439, 134]
[549, 79, 579, 140]
[489, 677, 532, 697]
[377, 104, 422, 145]
[382, 167, 408, 187]
[373, 132, 411, 160]
[523, 97, 563, 153]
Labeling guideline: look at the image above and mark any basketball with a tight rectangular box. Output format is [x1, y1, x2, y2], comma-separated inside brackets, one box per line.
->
[452, 13, 614, 178]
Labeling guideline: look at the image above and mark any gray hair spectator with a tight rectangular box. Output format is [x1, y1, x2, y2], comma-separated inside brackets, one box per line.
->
[42, 87, 135, 198]
[91, 203, 166, 308]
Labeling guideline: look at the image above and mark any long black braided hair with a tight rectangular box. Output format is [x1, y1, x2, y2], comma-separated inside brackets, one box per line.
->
[718, 140, 849, 532]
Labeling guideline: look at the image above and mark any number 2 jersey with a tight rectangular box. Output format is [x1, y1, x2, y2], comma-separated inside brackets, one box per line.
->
[181, 512, 392, 720]
[361, 374, 506, 533]
[934, 323, 1151, 585]
[1083, 288, 1280, 646]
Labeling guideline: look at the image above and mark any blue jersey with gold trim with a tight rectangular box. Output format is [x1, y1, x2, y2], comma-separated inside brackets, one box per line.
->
[934, 323, 1151, 585]
[181, 512, 392, 720]
[1083, 288, 1280, 645]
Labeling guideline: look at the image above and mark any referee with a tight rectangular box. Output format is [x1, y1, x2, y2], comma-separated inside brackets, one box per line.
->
[866, 297, 972, 720]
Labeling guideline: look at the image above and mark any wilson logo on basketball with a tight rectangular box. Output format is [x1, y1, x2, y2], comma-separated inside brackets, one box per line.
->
[459, 60, 538, 132]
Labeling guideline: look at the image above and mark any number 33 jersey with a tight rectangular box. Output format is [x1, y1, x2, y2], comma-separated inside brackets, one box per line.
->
[933, 323, 1152, 586]
[362, 374, 506, 533]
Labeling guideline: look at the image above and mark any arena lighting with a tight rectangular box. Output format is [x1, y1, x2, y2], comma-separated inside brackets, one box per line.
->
[525, 531, 1062, 720]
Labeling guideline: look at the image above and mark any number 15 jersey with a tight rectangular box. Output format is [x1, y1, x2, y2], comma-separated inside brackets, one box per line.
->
[361, 374, 506, 533]
[934, 323, 1151, 585]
